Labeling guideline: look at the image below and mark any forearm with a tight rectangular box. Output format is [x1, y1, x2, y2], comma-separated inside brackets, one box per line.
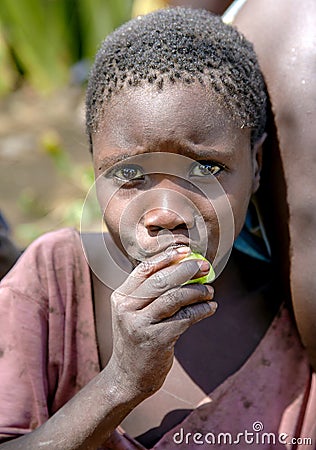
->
[233, 0, 316, 370]
[271, 28, 316, 370]
[0, 361, 144, 450]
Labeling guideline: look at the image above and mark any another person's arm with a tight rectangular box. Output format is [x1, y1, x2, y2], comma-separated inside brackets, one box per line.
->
[233, 0, 316, 369]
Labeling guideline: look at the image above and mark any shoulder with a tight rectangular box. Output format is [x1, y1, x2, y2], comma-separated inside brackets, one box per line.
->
[29, 227, 82, 254]
[1, 228, 89, 296]
[21, 227, 84, 269]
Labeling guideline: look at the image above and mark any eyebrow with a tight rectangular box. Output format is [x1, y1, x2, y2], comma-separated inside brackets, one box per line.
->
[98, 153, 132, 169]
[97, 146, 235, 169]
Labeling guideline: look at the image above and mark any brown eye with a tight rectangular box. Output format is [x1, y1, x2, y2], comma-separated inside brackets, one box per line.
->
[111, 164, 145, 182]
[190, 161, 224, 177]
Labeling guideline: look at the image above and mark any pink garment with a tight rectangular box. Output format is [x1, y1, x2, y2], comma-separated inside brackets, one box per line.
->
[0, 228, 315, 449]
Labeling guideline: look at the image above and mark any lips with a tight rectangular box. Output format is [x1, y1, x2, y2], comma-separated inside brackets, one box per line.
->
[137, 240, 191, 258]
[164, 242, 190, 251]
[133, 227, 206, 259]
[161, 240, 207, 256]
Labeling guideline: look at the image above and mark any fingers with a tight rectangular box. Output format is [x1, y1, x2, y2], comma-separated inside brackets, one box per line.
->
[145, 283, 215, 322]
[146, 283, 217, 338]
[150, 297, 218, 346]
[110, 252, 218, 395]
[164, 300, 218, 325]
[117, 246, 191, 296]
[128, 258, 211, 307]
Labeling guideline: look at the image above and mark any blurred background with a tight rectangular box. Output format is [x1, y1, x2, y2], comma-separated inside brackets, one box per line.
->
[0, 0, 136, 249]
[0, 0, 230, 251]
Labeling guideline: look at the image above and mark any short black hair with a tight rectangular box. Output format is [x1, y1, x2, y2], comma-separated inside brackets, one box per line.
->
[86, 7, 267, 149]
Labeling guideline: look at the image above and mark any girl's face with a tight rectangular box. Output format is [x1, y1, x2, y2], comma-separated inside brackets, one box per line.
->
[91, 83, 261, 267]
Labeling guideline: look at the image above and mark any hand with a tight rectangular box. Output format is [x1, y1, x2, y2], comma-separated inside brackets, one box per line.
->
[107, 247, 217, 401]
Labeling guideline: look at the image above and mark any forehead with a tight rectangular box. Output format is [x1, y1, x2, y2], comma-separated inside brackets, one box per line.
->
[92, 82, 249, 153]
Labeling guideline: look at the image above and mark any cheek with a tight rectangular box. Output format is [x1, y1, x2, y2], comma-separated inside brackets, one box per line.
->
[102, 203, 121, 243]
[202, 214, 221, 261]
[99, 179, 246, 260]
[101, 194, 127, 240]
[95, 171, 140, 237]
[102, 191, 146, 250]
[197, 201, 219, 232]
[227, 183, 253, 238]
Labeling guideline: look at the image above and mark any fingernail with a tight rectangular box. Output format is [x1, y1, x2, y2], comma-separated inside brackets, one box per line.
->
[205, 285, 214, 295]
[207, 301, 218, 312]
[176, 246, 191, 254]
[198, 260, 210, 272]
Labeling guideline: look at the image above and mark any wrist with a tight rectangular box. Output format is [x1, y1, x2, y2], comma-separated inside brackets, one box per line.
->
[101, 357, 150, 407]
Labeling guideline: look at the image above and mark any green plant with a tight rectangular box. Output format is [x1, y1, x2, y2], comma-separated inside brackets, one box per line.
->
[0, 23, 16, 94]
[0, 0, 133, 94]
[77, 0, 133, 60]
[0, 0, 72, 92]
[40, 128, 99, 226]
[15, 129, 99, 247]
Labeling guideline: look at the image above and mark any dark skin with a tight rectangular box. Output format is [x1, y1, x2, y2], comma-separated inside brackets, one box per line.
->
[91, 83, 279, 445]
[92, 249, 276, 446]
[0, 83, 279, 449]
[232, 0, 316, 371]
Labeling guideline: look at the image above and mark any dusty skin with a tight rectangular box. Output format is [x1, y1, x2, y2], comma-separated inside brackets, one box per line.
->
[0, 79, 278, 449]
[3, 5, 314, 446]
[233, 0, 316, 370]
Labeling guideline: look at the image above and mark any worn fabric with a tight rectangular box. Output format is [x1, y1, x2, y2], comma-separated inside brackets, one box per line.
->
[0, 228, 315, 449]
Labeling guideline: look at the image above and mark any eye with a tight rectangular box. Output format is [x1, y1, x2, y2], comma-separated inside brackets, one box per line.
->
[108, 164, 145, 183]
[190, 161, 225, 177]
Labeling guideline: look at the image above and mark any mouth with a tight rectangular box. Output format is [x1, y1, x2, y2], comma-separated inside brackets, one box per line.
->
[165, 242, 190, 251]
[129, 239, 205, 268]
[127, 225, 208, 264]
[160, 239, 206, 255]
[139, 239, 191, 258]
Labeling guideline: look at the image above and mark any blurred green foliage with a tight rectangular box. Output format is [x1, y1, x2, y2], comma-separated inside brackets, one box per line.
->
[0, 0, 133, 94]
[0, 0, 147, 249]
[0, 1, 133, 246]
[15, 128, 100, 246]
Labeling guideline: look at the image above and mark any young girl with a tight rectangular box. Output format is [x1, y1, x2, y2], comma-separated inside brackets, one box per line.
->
[0, 8, 314, 449]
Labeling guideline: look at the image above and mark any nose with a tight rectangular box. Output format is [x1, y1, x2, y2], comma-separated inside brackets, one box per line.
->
[142, 179, 196, 233]
[144, 207, 194, 232]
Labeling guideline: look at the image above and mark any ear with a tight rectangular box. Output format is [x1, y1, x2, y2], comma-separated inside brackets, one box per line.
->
[251, 133, 266, 193]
